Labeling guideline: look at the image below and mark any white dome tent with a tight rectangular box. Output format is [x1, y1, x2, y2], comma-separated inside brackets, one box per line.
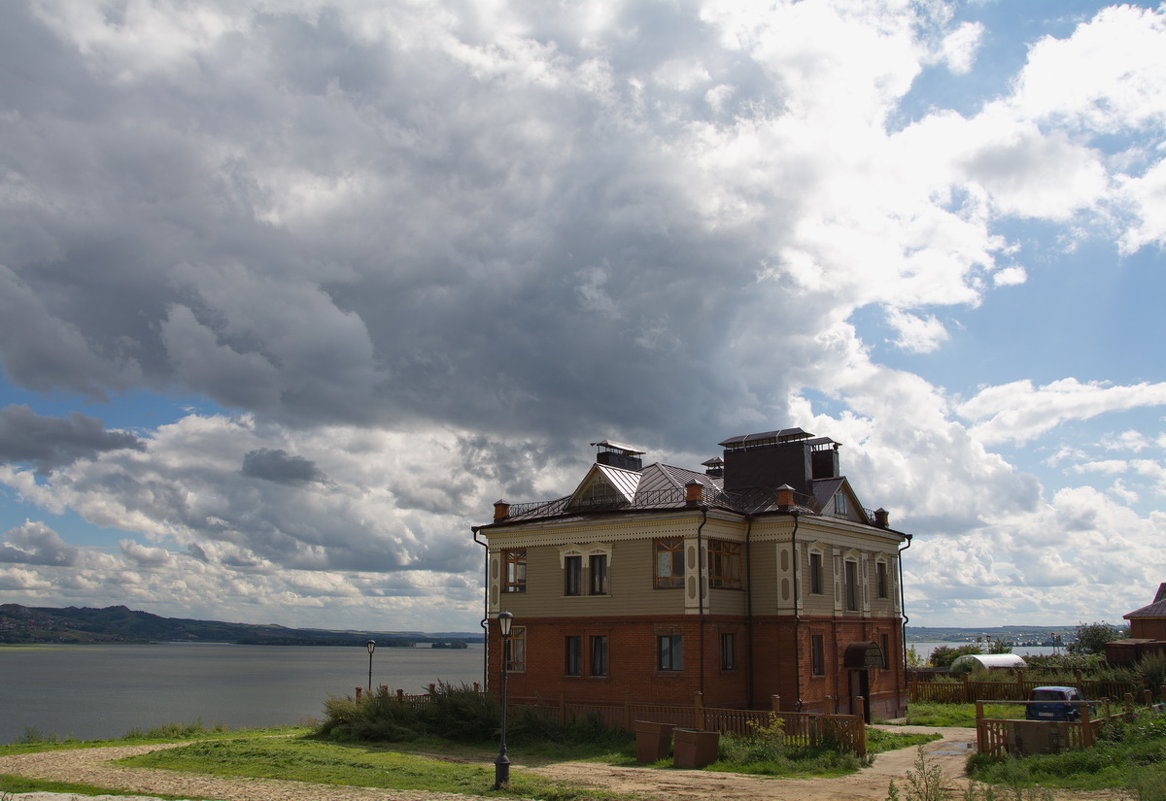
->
[949, 653, 1028, 672]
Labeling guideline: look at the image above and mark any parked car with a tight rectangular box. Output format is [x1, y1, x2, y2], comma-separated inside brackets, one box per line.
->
[1026, 686, 1091, 721]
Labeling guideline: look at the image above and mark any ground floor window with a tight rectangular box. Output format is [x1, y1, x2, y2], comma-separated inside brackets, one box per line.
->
[590, 635, 608, 677]
[505, 627, 526, 672]
[720, 632, 736, 670]
[658, 634, 683, 671]
[811, 634, 824, 676]
[565, 635, 582, 676]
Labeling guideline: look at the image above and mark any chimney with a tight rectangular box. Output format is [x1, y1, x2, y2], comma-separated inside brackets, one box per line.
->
[874, 508, 889, 528]
[493, 500, 510, 522]
[775, 484, 796, 509]
[591, 440, 645, 471]
[685, 480, 705, 506]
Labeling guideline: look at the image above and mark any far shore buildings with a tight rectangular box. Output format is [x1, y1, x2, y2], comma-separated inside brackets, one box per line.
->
[472, 428, 911, 720]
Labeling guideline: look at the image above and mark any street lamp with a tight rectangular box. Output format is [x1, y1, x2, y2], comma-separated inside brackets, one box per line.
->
[366, 640, 376, 693]
[493, 611, 514, 790]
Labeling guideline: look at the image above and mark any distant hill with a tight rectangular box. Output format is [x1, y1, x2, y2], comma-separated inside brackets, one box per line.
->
[0, 604, 482, 647]
[906, 624, 1082, 646]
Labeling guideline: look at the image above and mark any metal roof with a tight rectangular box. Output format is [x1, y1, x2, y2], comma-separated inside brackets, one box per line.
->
[718, 428, 811, 449]
[590, 440, 645, 454]
[1125, 583, 1166, 619]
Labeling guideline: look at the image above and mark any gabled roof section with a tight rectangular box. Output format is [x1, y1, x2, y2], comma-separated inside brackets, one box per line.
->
[812, 477, 871, 524]
[1126, 583, 1166, 619]
[566, 463, 641, 509]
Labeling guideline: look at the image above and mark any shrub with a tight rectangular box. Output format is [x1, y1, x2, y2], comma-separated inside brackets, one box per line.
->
[1067, 622, 1127, 655]
[929, 644, 982, 668]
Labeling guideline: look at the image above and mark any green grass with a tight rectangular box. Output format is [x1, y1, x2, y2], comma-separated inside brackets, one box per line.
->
[0, 723, 312, 756]
[866, 728, 941, 754]
[901, 702, 1023, 727]
[119, 736, 633, 801]
[966, 711, 1166, 797]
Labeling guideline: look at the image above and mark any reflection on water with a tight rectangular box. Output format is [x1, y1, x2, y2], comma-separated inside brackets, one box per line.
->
[0, 642, 484, 744]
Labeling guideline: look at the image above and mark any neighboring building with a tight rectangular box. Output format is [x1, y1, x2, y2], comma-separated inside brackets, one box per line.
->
[472, 428, 911, 720]
[1107, 583, 1166, 665]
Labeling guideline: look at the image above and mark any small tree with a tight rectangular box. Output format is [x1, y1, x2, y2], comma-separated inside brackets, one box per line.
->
[988, 638, 1012, 654]
[929, 644, 982, 669]
[1067, 621, 1127, 655]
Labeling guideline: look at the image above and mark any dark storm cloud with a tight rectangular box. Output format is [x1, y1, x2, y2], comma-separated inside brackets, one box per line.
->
[0, 3, 807, 451]
[0, 405, 144, 472]
[0, 522, 78, 566]
[241, 448, 325, 484]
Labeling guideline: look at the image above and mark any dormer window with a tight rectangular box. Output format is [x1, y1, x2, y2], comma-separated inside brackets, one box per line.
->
[834, 493, 847, 515]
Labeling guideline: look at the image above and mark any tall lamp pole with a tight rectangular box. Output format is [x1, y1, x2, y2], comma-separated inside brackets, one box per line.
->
[366, 639, 376, 693]
[493, 611, 514, 790]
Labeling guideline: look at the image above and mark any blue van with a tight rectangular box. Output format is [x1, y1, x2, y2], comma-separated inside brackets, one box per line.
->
[1026, 686, 1088, 721]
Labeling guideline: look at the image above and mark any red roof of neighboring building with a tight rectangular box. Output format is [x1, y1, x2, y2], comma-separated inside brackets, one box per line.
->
[1124, 583, 1166, 619]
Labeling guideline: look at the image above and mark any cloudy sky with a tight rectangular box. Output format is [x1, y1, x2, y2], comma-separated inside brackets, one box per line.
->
[1, 0, 1164, 633]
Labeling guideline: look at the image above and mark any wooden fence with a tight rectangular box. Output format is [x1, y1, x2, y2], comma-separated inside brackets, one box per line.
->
[908, 671, 1142, 704]
[503, 691, 868, 756]
[974, 696, 1136, 758]
[354, 685, 867, 756]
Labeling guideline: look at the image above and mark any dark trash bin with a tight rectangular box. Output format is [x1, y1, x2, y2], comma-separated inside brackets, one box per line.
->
[673, 728, 720, 768]
[634, 720, 675, 763]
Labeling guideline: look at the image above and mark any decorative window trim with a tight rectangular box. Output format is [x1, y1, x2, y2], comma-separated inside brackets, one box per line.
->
[708, 539, 742, 590]
[503, 549, 526, 593]
[654, 537, 685, 588]
[875, 559, 889, 599]
[808, 548, 825, 595]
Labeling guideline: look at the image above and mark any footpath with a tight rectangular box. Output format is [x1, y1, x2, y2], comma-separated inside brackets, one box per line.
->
[0, 725, 1113, 801]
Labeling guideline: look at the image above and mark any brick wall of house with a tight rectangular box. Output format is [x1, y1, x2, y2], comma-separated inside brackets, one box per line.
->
[488, 613, 906, 718]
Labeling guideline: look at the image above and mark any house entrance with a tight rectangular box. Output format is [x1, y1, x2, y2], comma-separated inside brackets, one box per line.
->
[842, 640, 883, 723]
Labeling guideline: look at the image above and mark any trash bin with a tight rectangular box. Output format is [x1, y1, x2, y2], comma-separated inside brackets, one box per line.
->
[634, 720, 675, 762]
[673, 728, 720, 768]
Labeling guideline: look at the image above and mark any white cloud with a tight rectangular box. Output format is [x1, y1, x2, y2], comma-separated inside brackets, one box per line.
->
[938, 21, 984, 74]
[959, 379, 1166, 445]
[885, 308, 949, 353]
[0, 1, 1163, 630]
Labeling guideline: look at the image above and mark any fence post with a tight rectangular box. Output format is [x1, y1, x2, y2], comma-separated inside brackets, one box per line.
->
[695, 691, 705, 729]
[1080, 702, 1094, 748]
[974, 700, 985, 756]
[355, 687, 362, 699]
[855, 697, 867, 756]
[397, 688, 405, 703]
[1124, 693, 1134, 713]
[962, 672, 971, 703]
[1161, 683, 1166, 704]
[560, 691, 567, 725]
[1144, 689, 1152, 707]
[771, 694, 781, 715]
[473, 681, 480, 693]
[624, 690, 632, 730]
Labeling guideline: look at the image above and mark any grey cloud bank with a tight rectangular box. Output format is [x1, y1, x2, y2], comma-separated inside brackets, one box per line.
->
[0, 1, 1163, 631]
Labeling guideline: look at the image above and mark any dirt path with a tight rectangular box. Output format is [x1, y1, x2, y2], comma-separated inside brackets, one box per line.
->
[0, 726, 1119, 801]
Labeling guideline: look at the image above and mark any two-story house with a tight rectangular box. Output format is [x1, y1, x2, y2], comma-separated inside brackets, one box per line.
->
[472, 428, 911, 719]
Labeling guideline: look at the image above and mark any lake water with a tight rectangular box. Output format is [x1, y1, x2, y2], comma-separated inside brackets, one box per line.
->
[0, 642, 485, 745]
[909, 642, 1060, 660]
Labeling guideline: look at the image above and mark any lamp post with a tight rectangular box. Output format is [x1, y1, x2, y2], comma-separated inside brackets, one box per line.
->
[366, 639, 376, 693]
[493, 611, 514, 790]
